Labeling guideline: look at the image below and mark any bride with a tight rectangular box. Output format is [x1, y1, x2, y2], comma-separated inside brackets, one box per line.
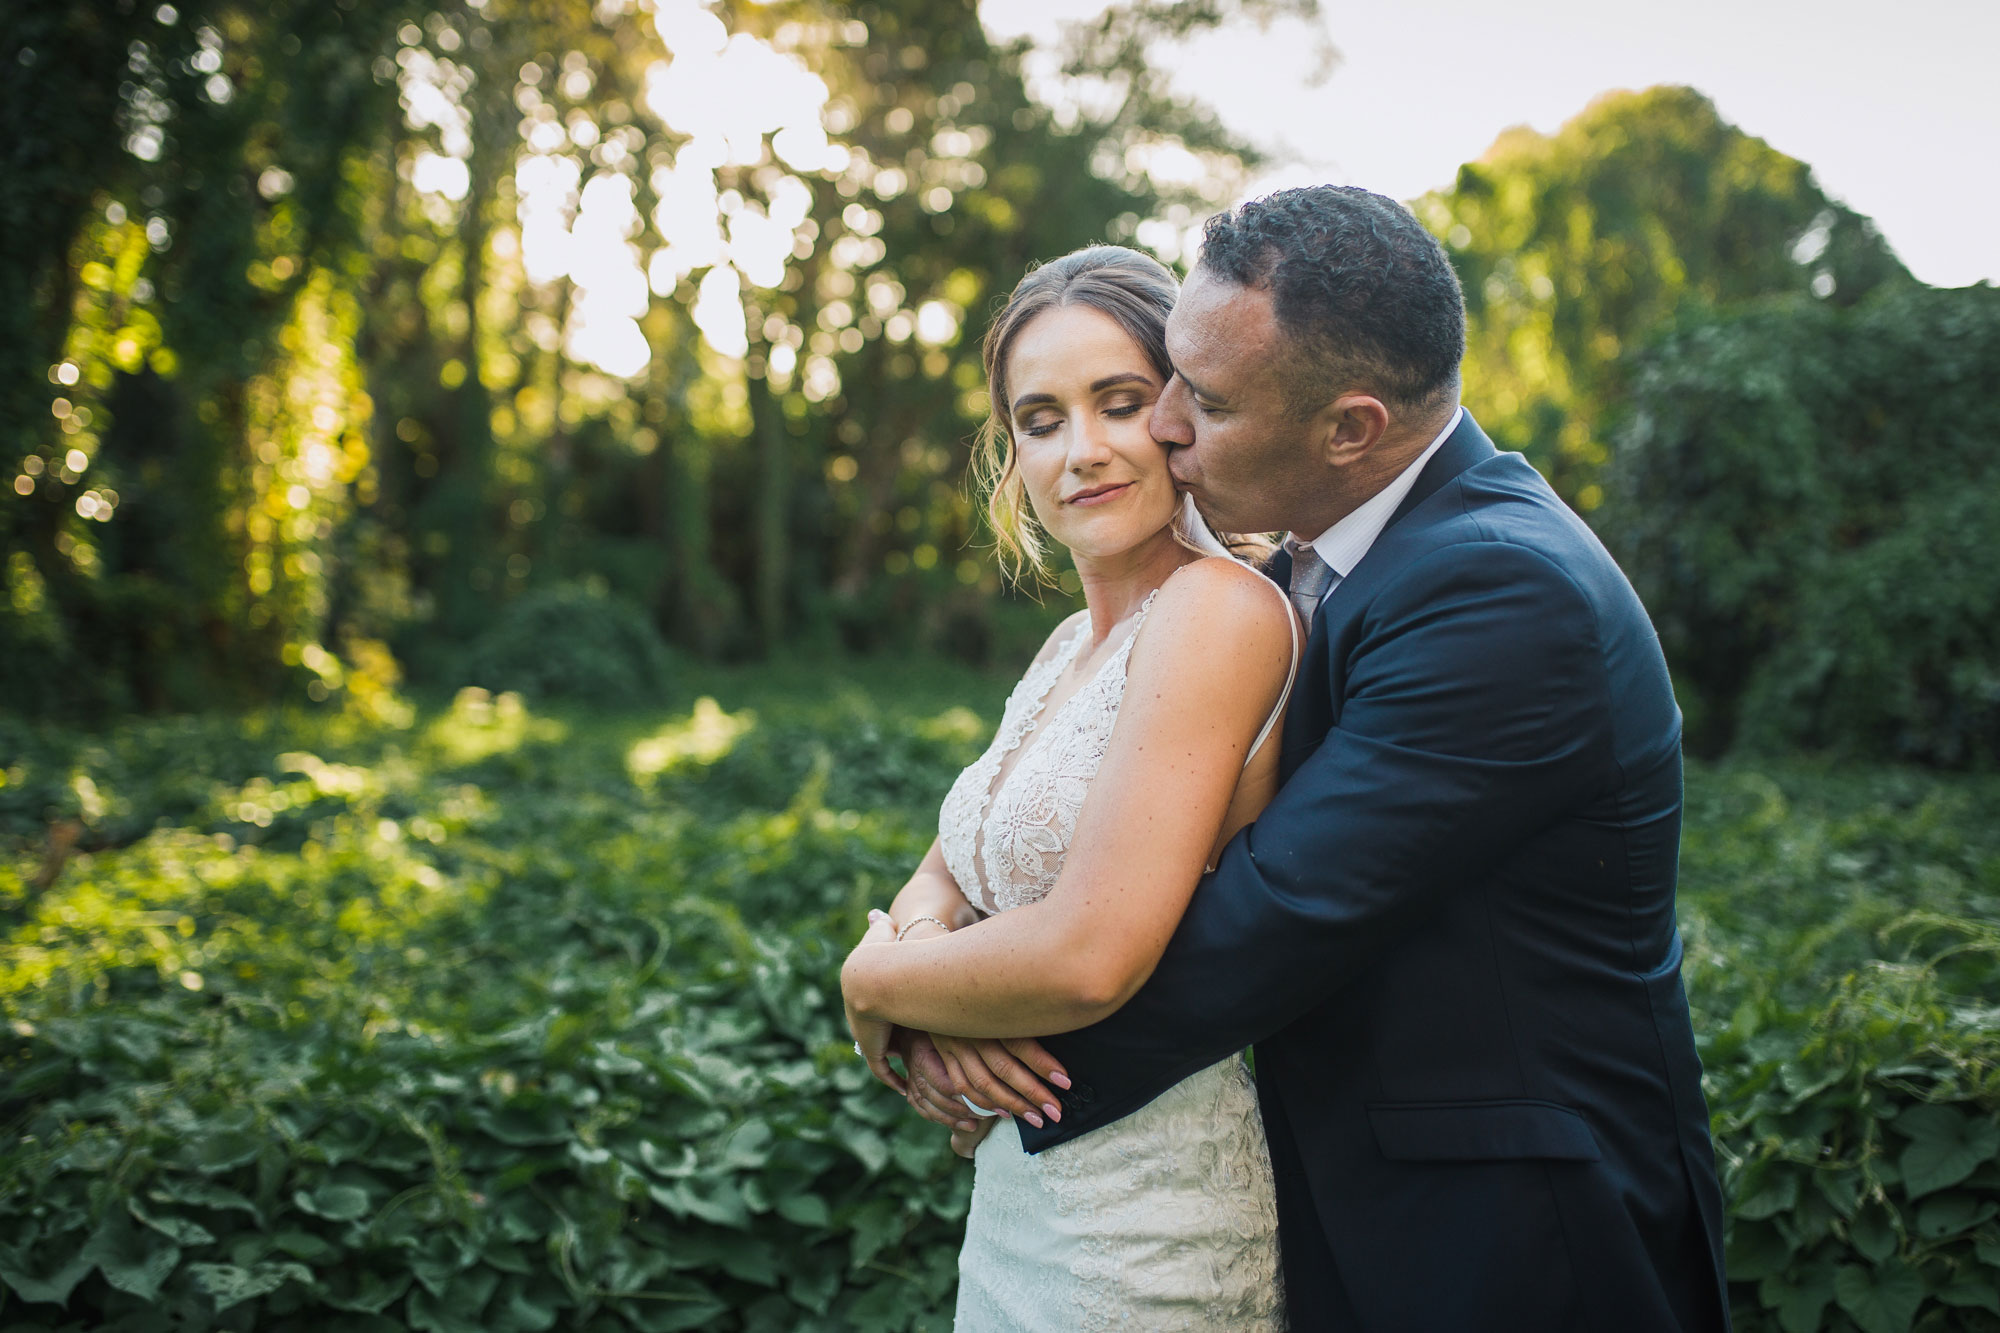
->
[840, 245, 1300, 1329]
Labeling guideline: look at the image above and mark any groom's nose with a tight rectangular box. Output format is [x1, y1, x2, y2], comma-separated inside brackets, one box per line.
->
[1150, 374, 1195, 449]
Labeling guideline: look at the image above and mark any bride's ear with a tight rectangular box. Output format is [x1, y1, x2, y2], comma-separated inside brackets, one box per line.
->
[1317, 394, 1390, 468]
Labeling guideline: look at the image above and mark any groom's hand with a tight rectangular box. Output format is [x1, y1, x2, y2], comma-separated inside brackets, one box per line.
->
[895, 1029, 983, 1132]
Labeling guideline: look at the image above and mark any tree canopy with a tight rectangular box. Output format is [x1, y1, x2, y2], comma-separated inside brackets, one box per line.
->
[3, 0, 1309, 714]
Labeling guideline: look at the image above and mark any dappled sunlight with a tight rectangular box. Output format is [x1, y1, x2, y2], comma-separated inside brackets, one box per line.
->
[627, 695, 756, 785]
[417, 686, 567, 768]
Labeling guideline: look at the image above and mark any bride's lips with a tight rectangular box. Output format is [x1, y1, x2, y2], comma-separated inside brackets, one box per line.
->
[1066, 481, 1134, 507]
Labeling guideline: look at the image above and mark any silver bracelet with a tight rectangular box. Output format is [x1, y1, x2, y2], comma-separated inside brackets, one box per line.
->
[895, 914, 950, 942]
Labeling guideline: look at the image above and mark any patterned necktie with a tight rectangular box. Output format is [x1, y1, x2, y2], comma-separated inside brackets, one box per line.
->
[1284, 537, 1335, 624]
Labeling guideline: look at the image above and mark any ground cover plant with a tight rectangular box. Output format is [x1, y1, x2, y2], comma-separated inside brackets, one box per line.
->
[3, 667, 1998, 1331]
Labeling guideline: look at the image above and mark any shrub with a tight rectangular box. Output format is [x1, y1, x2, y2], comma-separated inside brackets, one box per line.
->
[457, 584, 673, 705]
[5, 692, 1999, 1330]
[0, 689, 988, 1331]
[1706, 922, 2000, 1333]
[1600, 283, 2000, 765]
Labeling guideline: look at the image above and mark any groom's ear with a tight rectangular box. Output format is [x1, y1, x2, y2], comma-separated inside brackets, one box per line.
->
[1317, 394, 1391, 468]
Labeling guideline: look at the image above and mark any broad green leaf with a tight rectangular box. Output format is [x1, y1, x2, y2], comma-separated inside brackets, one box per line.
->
[272, 1227, 342, 1264]
[1813, 1166, 1862, 1220]
[846, 1126, 890, 1176]
[1897, 1104, 2000, 1200]
[1759, 1262, 1837, 1333]
[320, 1267, 413, 1314]
[184, 1129, 261, 1176]
[1735, 1165, 1803, 1220]
[1915, 1191, 1998, 1239]
[87, 1213, 180, 1302]
[151, 1177, 261, 1224]
[128, 1196, 216, 1247]
[188, 1260, 311, 1314]
[719, 1118, 775, 1171]
[1724, 1219, 1794, 1282]
[293, 1183, 371, 1221]
[409, 1284, 491, 1333]
[471, 1104, 570, 1147]
[1833, 1260, 1925, 1333]
[0, 1243, 96, 1306]
[1937, 1279, 2000, 1314]
[487, 1278, 563, 1333]
[1848, 1205, 1899, 1264]
[776, 1192, 831, 1228]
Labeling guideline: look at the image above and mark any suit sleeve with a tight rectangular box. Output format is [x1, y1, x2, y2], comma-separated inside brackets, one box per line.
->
[1032, 539, 1614, 1129]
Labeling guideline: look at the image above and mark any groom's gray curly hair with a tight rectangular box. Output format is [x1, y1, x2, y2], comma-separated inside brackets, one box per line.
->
[1198, 186, 1466, 419]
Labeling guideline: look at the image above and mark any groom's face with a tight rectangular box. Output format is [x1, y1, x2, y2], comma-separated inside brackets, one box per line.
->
[1151, 267, 1325, 536]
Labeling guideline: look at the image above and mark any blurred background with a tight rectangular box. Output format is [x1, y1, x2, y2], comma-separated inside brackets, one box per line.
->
[3, 2, 1997, 1330]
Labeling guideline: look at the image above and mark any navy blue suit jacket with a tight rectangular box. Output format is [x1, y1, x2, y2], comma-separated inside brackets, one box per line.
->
[1016, 413, 1729, 1332]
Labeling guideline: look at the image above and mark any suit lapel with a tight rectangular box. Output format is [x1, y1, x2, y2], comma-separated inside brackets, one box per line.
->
[1278, 411, 1500, 778]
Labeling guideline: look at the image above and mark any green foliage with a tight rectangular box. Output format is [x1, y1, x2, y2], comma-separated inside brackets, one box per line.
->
[2, 0, 1304, 716]
[1678, 762, 2000, 1331]
[1420, 86, 1907, 510]
[457, 584, 675, 704]
[4, 671, 1998, 1329]
[0, 667, 1015, 1330]
[1601, 283, 2000, 764]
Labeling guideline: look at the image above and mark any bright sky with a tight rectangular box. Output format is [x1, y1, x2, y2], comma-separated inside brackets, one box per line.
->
[981, 0, 2000, 288]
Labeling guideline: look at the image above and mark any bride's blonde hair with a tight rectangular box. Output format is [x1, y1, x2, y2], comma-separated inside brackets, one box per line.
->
[972, 246, 1260, 583]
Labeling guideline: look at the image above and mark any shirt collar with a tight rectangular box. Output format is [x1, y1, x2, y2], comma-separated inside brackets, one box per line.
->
[1298, 405, 1462, 579]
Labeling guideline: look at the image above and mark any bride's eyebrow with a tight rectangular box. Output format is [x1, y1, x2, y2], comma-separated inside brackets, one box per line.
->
[1090, 372, 1156, 393]
[1012, 371, 1158, 415]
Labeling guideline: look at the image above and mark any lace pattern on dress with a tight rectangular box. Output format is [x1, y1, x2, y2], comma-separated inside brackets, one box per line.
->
[939, 574, 1286, 1330]
[975, 589, 1159, 913]
[936, 618, 1090, 915]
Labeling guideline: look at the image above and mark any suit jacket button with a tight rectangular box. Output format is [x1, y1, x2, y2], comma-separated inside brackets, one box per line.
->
[1071, 1081, 1095, 1105]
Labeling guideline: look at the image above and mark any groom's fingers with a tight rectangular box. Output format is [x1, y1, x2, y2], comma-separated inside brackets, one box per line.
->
[901, 1036, 979, 1130]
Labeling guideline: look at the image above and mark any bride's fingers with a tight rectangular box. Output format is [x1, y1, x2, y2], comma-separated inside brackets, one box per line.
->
[973, 1042, 1062, 1123]
[865, 1048, 908, 1096]
[1001, 1037, 1072, 1092]
[949, 1046, 1044, 1125]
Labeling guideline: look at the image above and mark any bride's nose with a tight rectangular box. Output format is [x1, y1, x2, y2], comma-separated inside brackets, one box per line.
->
[1065, 414, 1114, 471]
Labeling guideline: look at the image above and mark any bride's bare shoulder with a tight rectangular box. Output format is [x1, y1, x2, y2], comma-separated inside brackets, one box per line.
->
[1142, 557, 1296, 666]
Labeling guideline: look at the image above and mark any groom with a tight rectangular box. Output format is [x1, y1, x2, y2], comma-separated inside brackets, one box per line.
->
[923, 187, 1729, 1330]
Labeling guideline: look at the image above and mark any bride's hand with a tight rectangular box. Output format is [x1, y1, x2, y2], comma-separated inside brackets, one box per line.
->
[931, 1033, 1069, 1130]
[845, 911, 905, 1094]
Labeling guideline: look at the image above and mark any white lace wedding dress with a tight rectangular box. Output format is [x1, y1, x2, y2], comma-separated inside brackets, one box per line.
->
[935, 581, 1292, 1332]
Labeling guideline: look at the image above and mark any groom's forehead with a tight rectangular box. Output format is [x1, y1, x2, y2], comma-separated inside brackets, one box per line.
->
[1169, 271, 1283, 367]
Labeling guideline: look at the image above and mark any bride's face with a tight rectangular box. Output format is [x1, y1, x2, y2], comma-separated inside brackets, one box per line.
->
[1006, 304, 1177, 565]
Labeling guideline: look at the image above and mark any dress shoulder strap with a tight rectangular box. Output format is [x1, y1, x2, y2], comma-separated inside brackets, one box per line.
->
[1243, 573, 1301, 768]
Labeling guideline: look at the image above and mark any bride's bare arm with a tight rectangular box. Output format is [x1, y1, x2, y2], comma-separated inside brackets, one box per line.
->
[841, 559, 1295, 1038]
[884, 839, 982, 937]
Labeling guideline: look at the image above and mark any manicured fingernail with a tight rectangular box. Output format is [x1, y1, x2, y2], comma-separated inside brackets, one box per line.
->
[1049, 1071, 1071, 1090]
[997, 1109, 1012, 1119]
[867, 909, 888, 922]
[1023, 1111, 1044, 1129]
[959, 1121, 977, 1132]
